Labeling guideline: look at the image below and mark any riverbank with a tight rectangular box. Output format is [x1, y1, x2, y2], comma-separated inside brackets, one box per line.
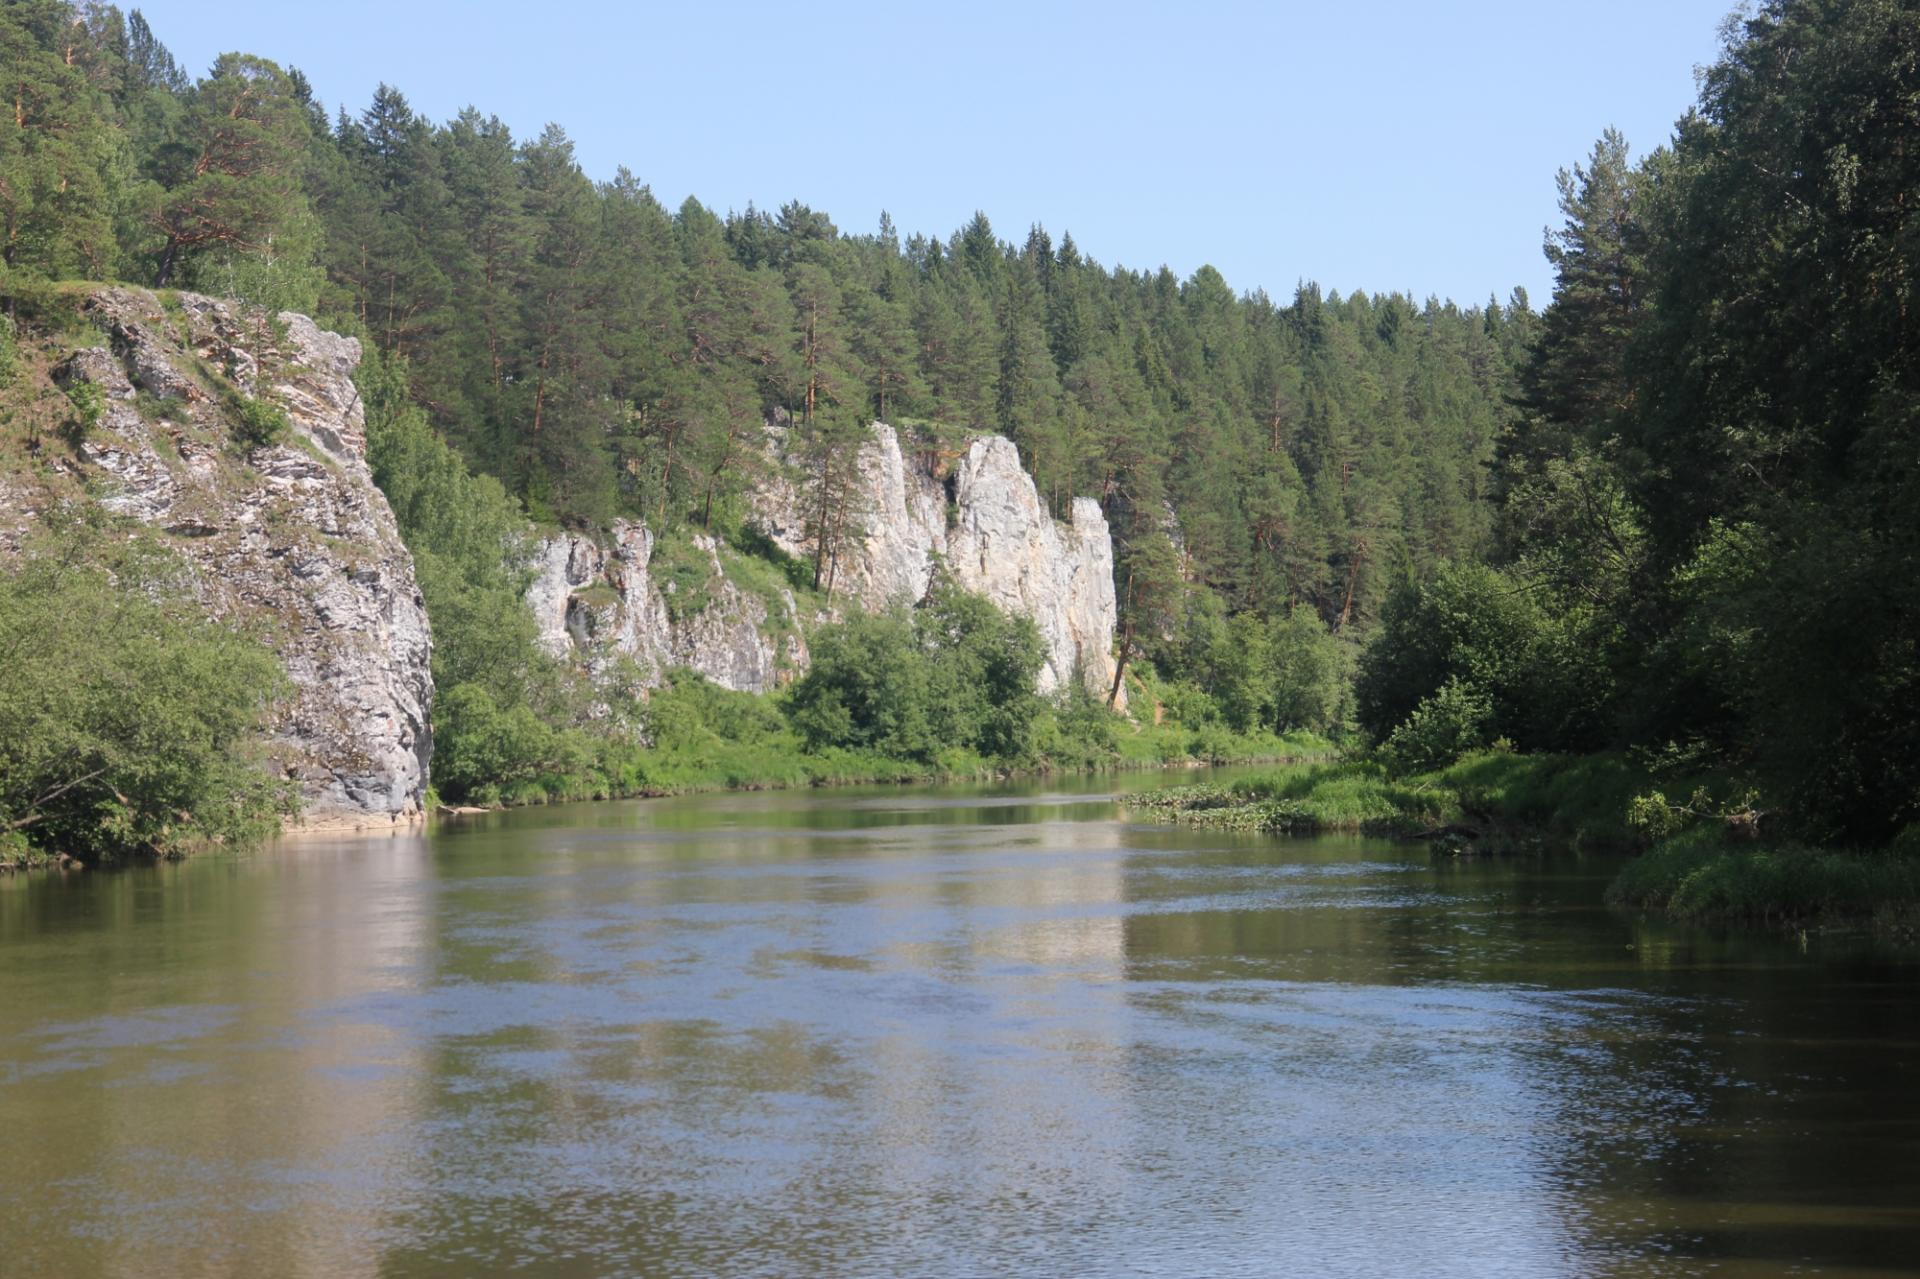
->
[434, 721, 1338, 813]
[1124, 751, 1666, 849]
[1127, 751, 1920, 931]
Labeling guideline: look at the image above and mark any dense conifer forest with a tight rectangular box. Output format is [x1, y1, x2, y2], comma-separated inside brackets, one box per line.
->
[3, 0, 1917, 906]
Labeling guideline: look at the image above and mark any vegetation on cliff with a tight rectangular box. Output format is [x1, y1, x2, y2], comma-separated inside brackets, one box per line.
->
[0, 0, 1527, 809]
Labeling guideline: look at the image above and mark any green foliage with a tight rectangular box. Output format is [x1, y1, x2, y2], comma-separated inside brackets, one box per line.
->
[1356, 560, 1608, 755]
[147, 54, 315, 291]
[1137, 749, 1674, 852]
[1608, 829, 1920, 926]
[357, 345, 574, 798]
[787, 608, 930, 758]
[64, 378, 104, 434]
[1486, 2, 1920, 846]
[1266, 603, 1351, 733]
[231, 391, 289, 446]
[429, 682, 573, 804]
[1379, 677, 1491, 774]
[0, 521, 296, 861]
[786, 576, 1045, 763]
[1130, 761, 1448, 838]
[916, 575, 1046, 759]
[1033, 677, 1121, 770]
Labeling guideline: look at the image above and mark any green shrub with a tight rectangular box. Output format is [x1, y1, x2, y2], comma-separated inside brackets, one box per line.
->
[232, 392, 290, 446]
[1267, 604, 1351, 733]
[786, 573, 1045, 764]
[1609, 829, 1920, 924]
[1380, 677, 1491, 774]
[65, 379, 105, 435]
[431, 682, 565, 802]
[0, 525, 296, 861]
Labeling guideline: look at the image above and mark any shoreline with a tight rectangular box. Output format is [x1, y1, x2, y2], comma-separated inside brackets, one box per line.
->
[0, 749, 1329, 873]
[1123, 752, 1920, 937]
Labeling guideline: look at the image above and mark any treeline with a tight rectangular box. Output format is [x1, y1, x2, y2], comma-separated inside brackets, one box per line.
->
[1369, 0, 1920, 846]
[0, 0, 1529, 648]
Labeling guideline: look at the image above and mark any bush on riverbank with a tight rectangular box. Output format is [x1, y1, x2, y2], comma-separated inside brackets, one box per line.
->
[1128, 750, 1660, 844]
[0, 522, 296, 865]
[1129, 747, 1920, 929]
[1128, 748, 1744, 851]
[1608, 828, 1920, 927]
[438, 662, 1338, 809]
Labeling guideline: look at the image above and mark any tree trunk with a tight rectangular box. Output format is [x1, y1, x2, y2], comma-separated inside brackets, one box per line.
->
[1106, 628, 1133, 710]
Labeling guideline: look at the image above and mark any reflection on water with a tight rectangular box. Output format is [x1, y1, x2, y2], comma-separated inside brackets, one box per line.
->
[2, 773, 1918, 1277]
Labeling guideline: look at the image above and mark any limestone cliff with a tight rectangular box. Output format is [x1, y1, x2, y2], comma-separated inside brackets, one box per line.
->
[526, 519, 808, 695]
[532, 419, 1123, 709]
[8, 288, 433, 829]
[753, 421, 1124, 706]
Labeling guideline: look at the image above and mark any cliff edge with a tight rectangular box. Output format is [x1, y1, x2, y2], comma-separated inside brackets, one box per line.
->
[7, 288, 433, 829]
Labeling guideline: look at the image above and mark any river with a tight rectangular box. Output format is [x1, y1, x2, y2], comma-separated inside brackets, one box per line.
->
[2, 770, 1917, 1277]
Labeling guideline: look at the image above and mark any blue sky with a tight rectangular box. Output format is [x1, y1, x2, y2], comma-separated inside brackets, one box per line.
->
[134, 0, 1734, 307]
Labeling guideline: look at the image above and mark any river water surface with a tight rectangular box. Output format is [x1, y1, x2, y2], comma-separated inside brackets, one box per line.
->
[3, 770, 1918, 1277]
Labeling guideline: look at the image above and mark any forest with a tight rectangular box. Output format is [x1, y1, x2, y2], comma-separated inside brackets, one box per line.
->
[1, 0, 1915, 915]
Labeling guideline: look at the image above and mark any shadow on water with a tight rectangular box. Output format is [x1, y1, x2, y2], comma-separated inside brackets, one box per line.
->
[2, 769, 1917, 1276]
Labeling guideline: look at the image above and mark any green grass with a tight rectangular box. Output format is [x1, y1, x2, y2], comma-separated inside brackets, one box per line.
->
[1126, 759, 1452, 835]
[1126, 749, 1732, 848]
[650, 531, 720, 620]
[1130, 747, 1920, 931]
[1607, 828, 1920, 928]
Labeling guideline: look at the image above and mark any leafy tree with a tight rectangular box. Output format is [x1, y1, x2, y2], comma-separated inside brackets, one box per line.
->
[1266, 604, 1349, 733]
[0, 0, 124, 278]
[0, 522, 294, 861]
[785, 608, 931, 758]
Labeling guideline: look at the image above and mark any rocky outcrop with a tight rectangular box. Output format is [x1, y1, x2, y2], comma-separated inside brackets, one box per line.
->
[945, 437, 1121, 704]
[528, 419, 1122, 708]
[527, 520, 807, 696]
[29, 288, 432, 829]
[750, 421, 948, 609]
[752, 421, 1123, 706]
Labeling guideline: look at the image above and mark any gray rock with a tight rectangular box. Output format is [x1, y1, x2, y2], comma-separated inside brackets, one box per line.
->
[541, 416, 1122, 710]
[752, 420, 1123, 705]
[945, 436, 1123, 706]
[526, 520, 801, 697]
[83, 288, 200, 401]
[33, 287, 432, 831]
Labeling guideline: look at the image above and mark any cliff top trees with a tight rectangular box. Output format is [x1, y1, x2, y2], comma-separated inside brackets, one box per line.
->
[149, 53, 311, 289]
[0, 0, 123, 278]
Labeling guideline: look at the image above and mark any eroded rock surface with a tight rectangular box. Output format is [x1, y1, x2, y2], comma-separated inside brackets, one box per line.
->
[751, 421, 1123, 704]
[28, 288, 432, 829]
[527, 520, 806, 695]
[530, 420, 1122, 708]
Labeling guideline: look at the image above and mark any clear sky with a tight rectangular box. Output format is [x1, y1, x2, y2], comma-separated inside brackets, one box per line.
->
[132, 0, 1734, 308]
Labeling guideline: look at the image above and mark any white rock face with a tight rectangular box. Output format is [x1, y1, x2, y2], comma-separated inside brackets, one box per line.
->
[527, 521, 805, 695]
[751, 421, 1123, 705]
[530, 418, 1122, 707]
[34, 288, 434, 829]
[944, 437, 1123, 704]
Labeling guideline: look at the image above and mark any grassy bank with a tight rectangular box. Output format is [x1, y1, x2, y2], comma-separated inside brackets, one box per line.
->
[1607, 829, 1920, 930]
[1124, 750, 1680, 849]
[441, 698, 1336, 811]
[1129, 750, 1920, 931]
